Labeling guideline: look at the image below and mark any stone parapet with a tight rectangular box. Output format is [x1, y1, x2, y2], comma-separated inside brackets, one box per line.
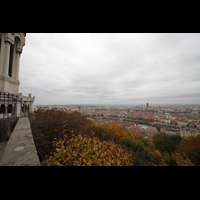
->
[0, 117, 18, 142]
[0, 117, 40, 166]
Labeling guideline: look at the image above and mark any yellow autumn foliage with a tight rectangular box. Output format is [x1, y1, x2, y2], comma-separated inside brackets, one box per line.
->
[172, 152, 195, 166]
[42, 134, 134, 166]
[94, 123, 135, 139]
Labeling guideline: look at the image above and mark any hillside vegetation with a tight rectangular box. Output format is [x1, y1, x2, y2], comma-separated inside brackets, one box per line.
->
[29, 109, 200, 166]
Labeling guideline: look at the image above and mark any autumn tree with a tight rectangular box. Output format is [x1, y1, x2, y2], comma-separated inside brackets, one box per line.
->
[29, 109, 93, 162]
[172, 134, 200, 166]
[94, 123, 134, 139]
[42, 134, 134, 166]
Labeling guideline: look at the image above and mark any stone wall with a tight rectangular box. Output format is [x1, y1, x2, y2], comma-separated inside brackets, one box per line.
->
[0, 117, 18, 142]
[0, 117, 40, 166]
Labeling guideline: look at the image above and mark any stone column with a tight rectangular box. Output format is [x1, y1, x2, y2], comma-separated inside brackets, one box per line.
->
[15, 51, 21, 83]
[29, 100, 35, 113]
[14, 102, 17, 116]
[12, 103, 15, 116]
[3, 42, 11, 77]
[0, 38, 2, 75]
[16, 101, 21, 117]
[4, 104, 8, 118]
[0, 104, 3, 118]
[29, 101, 33, 113]
[11, 47, 17, 79]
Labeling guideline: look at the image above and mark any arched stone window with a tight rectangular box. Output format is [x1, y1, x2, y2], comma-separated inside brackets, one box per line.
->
[0, 37, 1, 53]
[8, 36, 21, 78]
[8, 44, 14, 77]
[0, 104, 5, 114]
[7, 104, 12, 113]
[22, 104, 26, 114]
[0, 37, 1, 66]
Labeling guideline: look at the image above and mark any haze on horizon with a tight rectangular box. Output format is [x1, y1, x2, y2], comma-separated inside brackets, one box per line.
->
[19, 33, 200, 106]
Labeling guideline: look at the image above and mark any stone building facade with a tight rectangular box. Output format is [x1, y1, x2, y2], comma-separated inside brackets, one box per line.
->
[196, 122, 200, 129]
[160, 126, 180, 136]
[0, 33, 35, 118]
[180, 127, 200, 138]
[177, 120, 188, 126]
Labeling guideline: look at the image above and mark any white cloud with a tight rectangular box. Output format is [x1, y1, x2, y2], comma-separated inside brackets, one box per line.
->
[19, 33, 200, 105]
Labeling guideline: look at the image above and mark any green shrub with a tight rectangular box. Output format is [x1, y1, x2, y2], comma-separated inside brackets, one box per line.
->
[152, 125, 161, 131]
[153, 133, 182, 154]
[119, 137, 145, 151]
[91, 126, 119, 143]
[118, 137, 151, 166]
[161, 151, 176, 166]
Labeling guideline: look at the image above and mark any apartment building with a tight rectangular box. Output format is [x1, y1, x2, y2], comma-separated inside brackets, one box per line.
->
[177, 120, 188, 126]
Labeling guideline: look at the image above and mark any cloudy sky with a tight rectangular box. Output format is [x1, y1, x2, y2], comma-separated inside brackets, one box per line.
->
[19, 33, 200, 105]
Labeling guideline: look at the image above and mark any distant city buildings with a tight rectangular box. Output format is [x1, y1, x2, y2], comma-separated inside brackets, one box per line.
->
[34, 104, 200, 139]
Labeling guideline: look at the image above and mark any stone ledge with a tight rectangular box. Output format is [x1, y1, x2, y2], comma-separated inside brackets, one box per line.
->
[0, 76, 20, 85]
[0, 117, 41, 166]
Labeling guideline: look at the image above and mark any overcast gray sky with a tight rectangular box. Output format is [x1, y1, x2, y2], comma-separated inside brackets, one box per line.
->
[19, 33, 200, 105]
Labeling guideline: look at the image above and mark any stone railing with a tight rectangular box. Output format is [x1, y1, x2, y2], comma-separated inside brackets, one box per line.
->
[0, 92, 34, 119]
[0, 117, 40, 166]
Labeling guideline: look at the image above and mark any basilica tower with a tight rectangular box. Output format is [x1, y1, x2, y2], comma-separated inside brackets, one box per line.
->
[0, 33, 26, 94]
[0, 33, 35, 118]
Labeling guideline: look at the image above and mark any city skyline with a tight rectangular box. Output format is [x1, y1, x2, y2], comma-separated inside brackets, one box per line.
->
[19, 33, 200, 105]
